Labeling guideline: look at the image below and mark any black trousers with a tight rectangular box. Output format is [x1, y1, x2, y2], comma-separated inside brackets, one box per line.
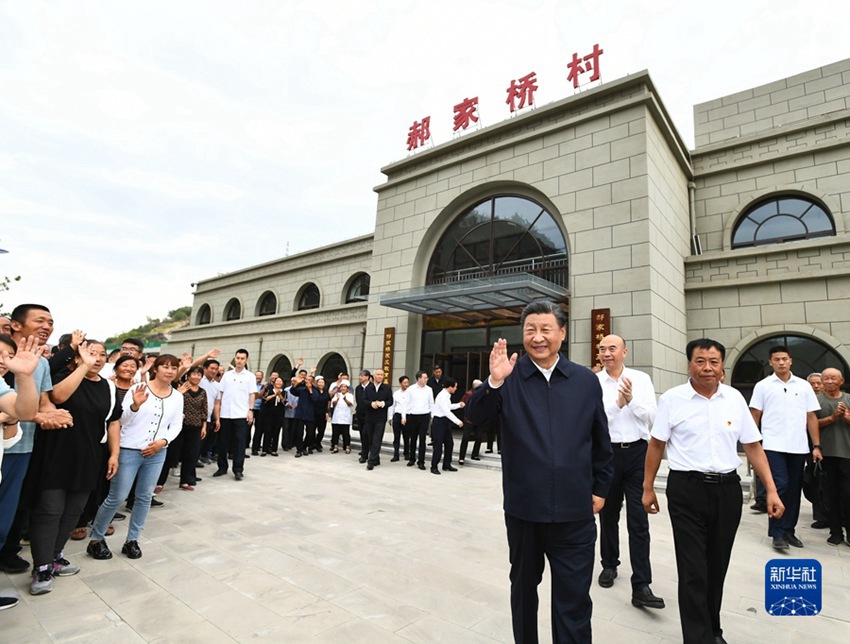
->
[505, 513, 596, 643]
[667, 470, 741, 644]
[217, 418, 247, 474]
[282, 416, 296, 450]
[331, 423, 351, 449]
[263, 406, 285, 454]
[29, 488, 89, 569]
[365, 419, 385, 466]
[430, 416, 455, 469]
[406, 413, 430, 465]
[179, 425, 203, 485]
[391, 413, 408, 458]
[599, 440, 652, 587]
[356, 412, 368, 459]
[250, 408, 265, 453]
[294, 419, 315, 453]
[824, 456, 850, 538]
[459, 422, 485, 461]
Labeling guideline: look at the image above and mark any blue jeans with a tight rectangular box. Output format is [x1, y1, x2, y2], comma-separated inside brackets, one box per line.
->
[92, 447, 166, 542]
[0, 452, 32, 552]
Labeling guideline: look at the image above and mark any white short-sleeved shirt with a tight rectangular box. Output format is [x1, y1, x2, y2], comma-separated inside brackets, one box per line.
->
[652, 380, 761, 473]
[199, 376, 220, 421]
[217, 369, 254, 419]
[749, 373, 820, 454]
[597, 366, 657, 442]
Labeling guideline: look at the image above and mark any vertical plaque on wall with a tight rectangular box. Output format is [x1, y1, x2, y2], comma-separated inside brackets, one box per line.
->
[590, 309, 611, 369]
[382, 327, 395, 381]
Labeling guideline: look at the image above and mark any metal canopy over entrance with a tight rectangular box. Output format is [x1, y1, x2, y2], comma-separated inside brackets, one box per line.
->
[380, 273, 568, 323]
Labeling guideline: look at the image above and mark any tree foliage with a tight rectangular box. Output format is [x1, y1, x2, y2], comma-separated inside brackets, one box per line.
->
[0, 275, 22, 317]
[105, 306, 192, 345]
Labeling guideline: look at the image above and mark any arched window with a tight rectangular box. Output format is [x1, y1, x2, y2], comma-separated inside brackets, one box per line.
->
[345, 273, 370, 303]
[428, 195, 568, 287]
[318, 353, 348, 382]
[730, 333, 849, 401]
[224, 298, 242, 321]
[297, 283, 321, 311]
[196, 304, 212, 325]
[270, 354, 292, 378]
[257, 291, 277, 317]
[731, 195, 835, 249]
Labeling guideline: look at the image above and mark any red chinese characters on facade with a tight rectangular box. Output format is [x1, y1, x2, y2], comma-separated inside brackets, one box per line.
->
[567, 43, 604, 89]
[452, 96, 479, 132]
[406, 116, 432, 151]
[506, 72, 538, 113]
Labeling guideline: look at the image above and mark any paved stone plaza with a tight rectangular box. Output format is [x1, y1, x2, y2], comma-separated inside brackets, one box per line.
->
[2, 447, 848, 643]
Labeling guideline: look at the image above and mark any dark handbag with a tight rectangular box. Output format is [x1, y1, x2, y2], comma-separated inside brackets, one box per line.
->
[802, 460, 829, 512]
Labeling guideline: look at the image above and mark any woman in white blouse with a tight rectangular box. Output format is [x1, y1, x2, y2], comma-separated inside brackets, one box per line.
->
[87, 354, 184, 561]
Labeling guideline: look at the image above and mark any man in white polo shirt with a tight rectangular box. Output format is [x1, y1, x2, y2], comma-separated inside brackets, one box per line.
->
[213, 349, 255, 481]
[596, 334, 663, 610]
[749, 345, 821, 550]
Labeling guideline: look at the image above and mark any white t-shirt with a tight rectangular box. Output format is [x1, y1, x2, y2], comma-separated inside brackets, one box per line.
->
[217, 369, 254, 419]
[749, 373, 820, 454]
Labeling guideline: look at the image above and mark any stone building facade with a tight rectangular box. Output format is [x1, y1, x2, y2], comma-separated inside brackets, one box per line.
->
[167, 58, 850, 393]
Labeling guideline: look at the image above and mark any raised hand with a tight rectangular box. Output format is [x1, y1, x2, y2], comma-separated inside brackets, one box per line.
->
[70, 329, 86, 350]
[131, 383, 149, 409]
[488, 338, 518, 386]
[180, 353, 193, 368]
[0, 335, 43, 377]
[177, 380, 191, 394]
[77, 341, 98, 368]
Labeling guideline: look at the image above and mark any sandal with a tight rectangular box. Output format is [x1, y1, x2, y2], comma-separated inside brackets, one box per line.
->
[70, 527, 88, 541]
[106, 524, 115, 536]
[154, 485, 164, 495]
[344, 446, 351, 454]
[179, 483, 195, 491]
[332, 446, 339, 453]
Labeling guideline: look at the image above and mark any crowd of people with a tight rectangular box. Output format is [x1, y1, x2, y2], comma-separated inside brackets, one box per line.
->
[1, 300, 848, 644]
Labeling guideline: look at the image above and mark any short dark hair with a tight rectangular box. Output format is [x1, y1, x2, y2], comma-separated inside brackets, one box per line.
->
[57, 333, 72, 347]
[399, 375, 409, 384]
[203, 359, 220, 369]
[187, 366, 204, 377]
[686, 338, 726, 362]
[122, 338, 144, 351]
[235, 348, 249, 357]
[415, 370, 427, 380]
[520, 301, 567, 329]
[10, 304, 50, 324]
[360, 370, 371, 378]
[769, 345, 790, 357]
[433, 364, 442, 371]
[114, 355, 141, 370]
[298, 369, 307, 375]
[0, 334, 18, 353]
[442, 376, 457, 389]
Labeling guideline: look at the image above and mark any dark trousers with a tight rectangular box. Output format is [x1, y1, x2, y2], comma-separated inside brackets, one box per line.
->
[263, 407, 285, 454]
[294, 419, 315, 453]
[391, 413, 408, 459]
[459, 422, 484, 461]
[666, 470, 742, 644]
[356, 412, 368, 460]
[158, 427, 185, 486]
[282, 417, 296, 450]
[217, 418, 247, 474]
[487, 420, 501, 452]
[331, 423, 351, 449]
[505, 513, 596, 644]
[200, 421, 217, 458]
[406, 414, 430, 465]
[365, 419, 385, 466]
[824, 456, 850, 538]
[765, 450, 806, 537]
[430, 416, 454, 469]
[77, 447, 111, 528]
[29, 488, 89, 569]
[250, 408, 265, 453]
[315, 416, 327, 448]
[599, 440, 652, 587]
[179, 425, 203, 485]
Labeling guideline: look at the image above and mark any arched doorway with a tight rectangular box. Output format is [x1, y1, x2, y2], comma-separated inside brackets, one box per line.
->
[730, 333, 849, 401]
[318, 352, 349, 382]
[270, 354, 293, 380]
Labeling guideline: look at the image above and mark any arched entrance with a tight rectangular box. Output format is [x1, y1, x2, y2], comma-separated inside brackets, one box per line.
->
[730, 333, 849, 401]
[269, 354, 292, 380]
[318, 352, 349, 382]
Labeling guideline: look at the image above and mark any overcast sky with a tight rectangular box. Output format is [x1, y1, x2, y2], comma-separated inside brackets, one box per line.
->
[2, 0, 849, 341]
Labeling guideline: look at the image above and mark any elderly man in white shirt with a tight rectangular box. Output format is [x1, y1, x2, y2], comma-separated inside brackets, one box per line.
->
[596, 335, 663, 610]
[643, 338, 783, 644]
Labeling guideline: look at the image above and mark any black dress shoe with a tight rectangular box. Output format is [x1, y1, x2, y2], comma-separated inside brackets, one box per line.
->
[87, 540, 112, 560]
[195, 477, 203, 481]
[295, 451, 303, 458]
[150, 498, 164, 507]
[471, 456, 481, 461]
[407, 461, 415, 467]
[113, 512, 126, 521]
[390, 456, 400, 462]
[811, 520, 829, 529]
[786, 534, 803, 548]
[234, 472, 243, 481]
[121, 540, 142, 559]
[251, 451, 259, 456]
[443, 465, 457, 472]
[212, 469, 227, 477]
[773, 536, 790, 550]
[358, 457, 367, 463]
[431, 467, 441, 475]
[750, 502, 767, 513]
[367, 464, 374, 470]
[598, 568, 617, 588]
[631, 585, 665, 609]
[714, 635, 729, 644]
[418, 464, 426, 470]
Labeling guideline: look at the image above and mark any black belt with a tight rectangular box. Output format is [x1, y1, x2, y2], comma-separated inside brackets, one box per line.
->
[612, 439, 646, 449]
[673, 470, 740, 484]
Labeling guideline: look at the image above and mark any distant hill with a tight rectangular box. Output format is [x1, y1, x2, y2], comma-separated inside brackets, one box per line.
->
[105, 306, 192, 348]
